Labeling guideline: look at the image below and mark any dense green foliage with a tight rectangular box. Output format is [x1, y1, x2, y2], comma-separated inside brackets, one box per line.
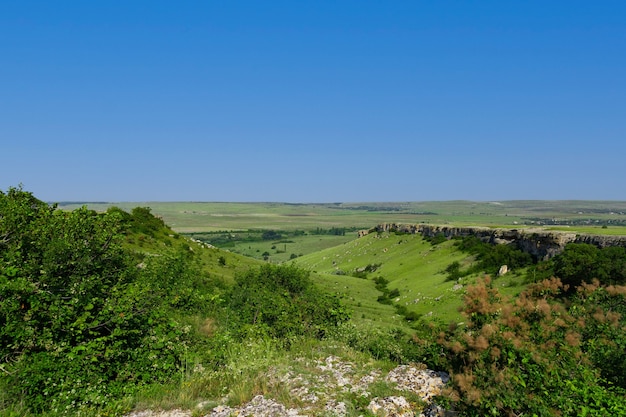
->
[452, 235, 534, 276]
[553, 243, 626, 288]
[434, 277, 626, 416]
[522, 242, 626, 290]
[0, 188, 204, 414]
[452, 235, 626, 289]
[229, 264, 350, 339]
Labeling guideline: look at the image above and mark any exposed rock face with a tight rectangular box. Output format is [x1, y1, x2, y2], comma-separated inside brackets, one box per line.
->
[370, 223, 626, 260]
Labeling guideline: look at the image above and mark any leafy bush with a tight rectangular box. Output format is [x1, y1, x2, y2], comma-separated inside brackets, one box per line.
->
[261, 230, 282, 240]
[445, 261, 463, 281]
[228, 264, 350, 339]
[454, 236, 534, 276]
[373, 276, 389, 291]
[554, 243, 626, 288]
[436, 277, 626, 416]
[569, 280, 626, 388]
[373, 276, 397, 304]
[0, 187, 204, 414]
[425, 232, 447, 245]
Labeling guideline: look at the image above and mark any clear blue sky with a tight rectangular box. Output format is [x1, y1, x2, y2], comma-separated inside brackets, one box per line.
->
[2, 1, 625, 202]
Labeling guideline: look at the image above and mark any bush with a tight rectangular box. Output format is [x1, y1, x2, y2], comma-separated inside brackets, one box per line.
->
[0, 187, 202, 413]
[228, 264, 350, 339]
[426, 232, 448, 245]
[554, 243, 626, 288]
[454, 236, 534, 276]
[444, 261, 463, 281]
[436, 277, 626, 415]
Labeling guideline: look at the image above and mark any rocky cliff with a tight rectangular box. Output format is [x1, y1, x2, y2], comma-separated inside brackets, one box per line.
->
[367, 223, 626, 260]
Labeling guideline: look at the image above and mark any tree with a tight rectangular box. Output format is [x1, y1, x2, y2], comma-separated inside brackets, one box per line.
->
[262, 230, 281, 240]
[554, 243, 600, 289]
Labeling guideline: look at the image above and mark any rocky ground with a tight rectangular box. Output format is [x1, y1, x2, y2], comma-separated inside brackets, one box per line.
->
[125, 356, 451, 417]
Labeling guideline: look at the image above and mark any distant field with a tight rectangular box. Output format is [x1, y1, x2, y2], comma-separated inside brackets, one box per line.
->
[189, 232, 355, 262]
[58, 200, 626, 235]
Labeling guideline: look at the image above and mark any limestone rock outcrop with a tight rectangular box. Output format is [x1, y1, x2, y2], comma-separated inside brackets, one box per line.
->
[369, 223, 626, 260]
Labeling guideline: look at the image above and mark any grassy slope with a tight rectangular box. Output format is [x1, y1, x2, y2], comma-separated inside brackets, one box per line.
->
[293, 232, 527, 325]
[191, 239, 263, 284]
[120, 207, 493, 329]
[120, 214, 262, 284]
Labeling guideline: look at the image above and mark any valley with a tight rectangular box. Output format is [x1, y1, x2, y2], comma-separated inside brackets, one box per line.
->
[3, 192, 626, 416]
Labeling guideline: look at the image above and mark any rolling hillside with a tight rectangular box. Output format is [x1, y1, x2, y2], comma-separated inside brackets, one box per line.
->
[4, 189, 626, 416]
[293, 231, 527, 325]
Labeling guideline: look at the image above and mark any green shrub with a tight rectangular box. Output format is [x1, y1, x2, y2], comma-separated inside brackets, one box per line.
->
[436, 277, 626, 416]
[0, 187, 202, 414]
[454, 236, 534, 276]
[554, 243, 626, 288]
[228, 264, 350, 339]
[444, 261, 461, 281]
[426, 232, 448, 245]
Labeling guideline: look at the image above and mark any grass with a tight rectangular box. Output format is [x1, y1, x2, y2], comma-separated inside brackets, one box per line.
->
[189, 239, 262, 284]
[58, 200, 626, 236]
[546, 225, 626, 235]
[129, 336, 404, 417]
[312, 271, 405, 329]
[188, 232, 355, 262]
[293, 232, 527, 325]
[123, 227, 261, 285]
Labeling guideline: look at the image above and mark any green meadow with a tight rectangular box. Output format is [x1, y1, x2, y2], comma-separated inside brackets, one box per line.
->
[218, 234, 355, 263]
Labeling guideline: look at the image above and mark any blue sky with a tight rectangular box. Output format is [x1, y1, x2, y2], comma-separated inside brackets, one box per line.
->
[1, 1, 625, 202]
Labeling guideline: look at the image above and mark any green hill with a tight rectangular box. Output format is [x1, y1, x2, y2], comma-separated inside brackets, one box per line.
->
[107, 205, 262, 283]
[293, 231, 527, 325]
